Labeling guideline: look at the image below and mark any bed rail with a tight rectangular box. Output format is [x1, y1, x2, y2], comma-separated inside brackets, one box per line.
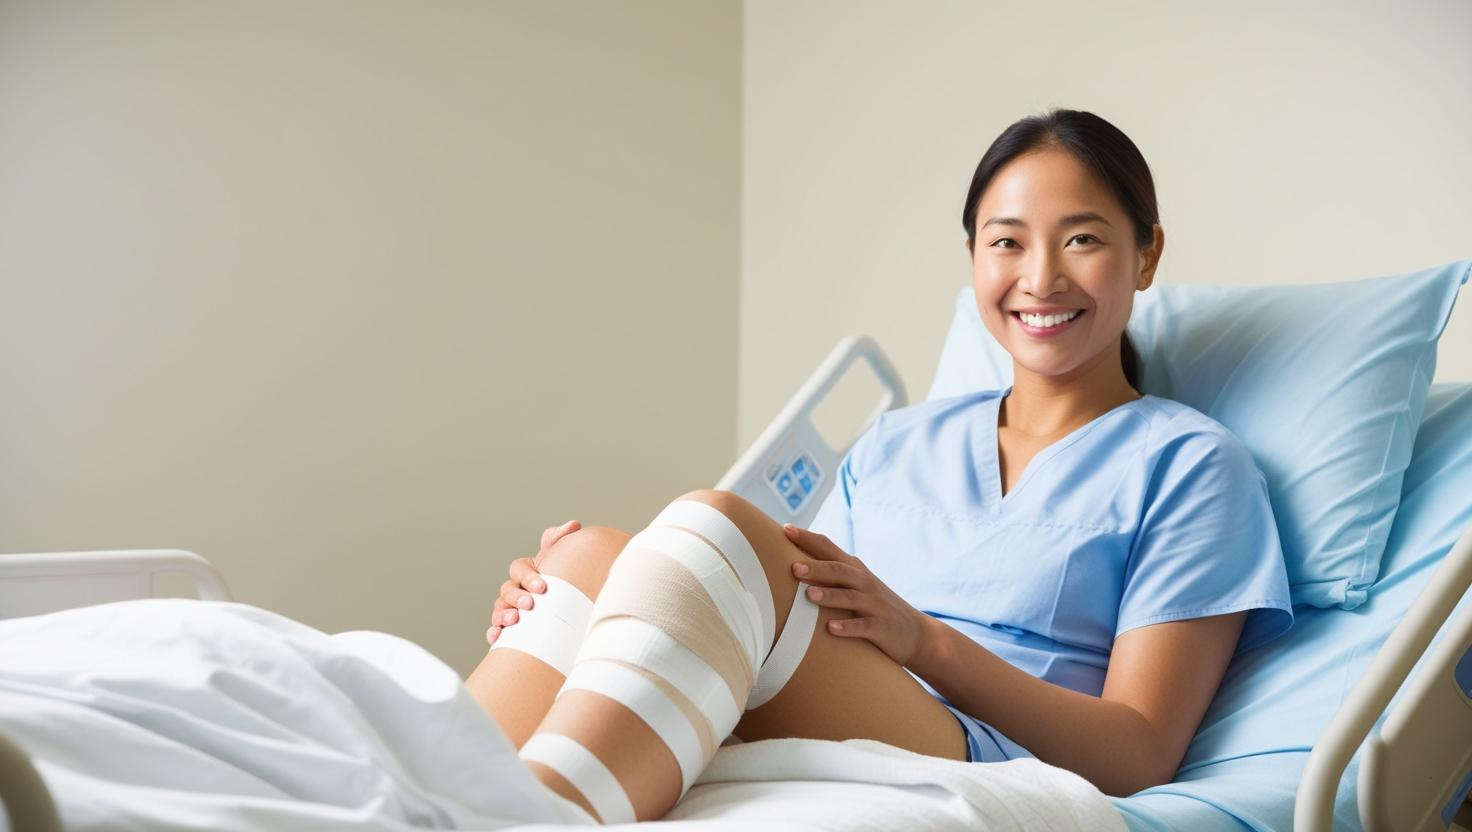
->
[715, 334, 906, 526]
[0, 549, 231, 620]
[1296, 519, 1472, 832]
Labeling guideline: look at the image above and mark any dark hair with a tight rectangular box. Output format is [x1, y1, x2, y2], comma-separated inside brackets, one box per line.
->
[960, 108, 1157, 392]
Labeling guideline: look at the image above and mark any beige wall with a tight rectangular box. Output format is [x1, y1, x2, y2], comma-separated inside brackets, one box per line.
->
[740, 0, 1472, 448]
[0, 1, 741, 675]
[4, 0, 1469, 677]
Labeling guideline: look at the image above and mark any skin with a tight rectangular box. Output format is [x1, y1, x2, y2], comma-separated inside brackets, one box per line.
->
[469, 493, 965, 822]
[474, 144, 1249, 800]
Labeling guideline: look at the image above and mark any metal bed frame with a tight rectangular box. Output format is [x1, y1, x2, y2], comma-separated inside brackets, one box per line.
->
[3, 335, 1470, 831]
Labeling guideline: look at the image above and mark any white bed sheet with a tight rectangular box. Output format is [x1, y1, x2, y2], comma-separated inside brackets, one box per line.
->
[0, 598, 1124, 831]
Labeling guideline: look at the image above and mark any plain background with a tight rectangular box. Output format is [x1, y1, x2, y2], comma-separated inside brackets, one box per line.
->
[2, 0, 1468, 675]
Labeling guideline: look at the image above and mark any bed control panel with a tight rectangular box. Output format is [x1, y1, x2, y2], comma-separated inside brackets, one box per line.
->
[713, 335, 907, 528]
[765, 452, 824, 515]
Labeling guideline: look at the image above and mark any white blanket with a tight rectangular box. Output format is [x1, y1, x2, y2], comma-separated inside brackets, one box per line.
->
[0, 600, 1124, 831]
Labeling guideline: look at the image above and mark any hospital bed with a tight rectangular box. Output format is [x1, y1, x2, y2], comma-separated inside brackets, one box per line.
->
[5, 300, 1472, 831]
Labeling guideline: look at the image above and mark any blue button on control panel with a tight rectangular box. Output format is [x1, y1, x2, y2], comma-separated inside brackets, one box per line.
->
[765, 451, 824, 515]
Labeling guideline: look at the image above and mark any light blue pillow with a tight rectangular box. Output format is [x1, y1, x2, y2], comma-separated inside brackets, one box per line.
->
[926, 259, 1469, 610]
[1114, 382, 1472, 830]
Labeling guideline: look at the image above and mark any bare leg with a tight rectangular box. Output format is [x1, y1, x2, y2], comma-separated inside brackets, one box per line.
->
[521, 489, 966, 822]
[464, 525, 632, 749]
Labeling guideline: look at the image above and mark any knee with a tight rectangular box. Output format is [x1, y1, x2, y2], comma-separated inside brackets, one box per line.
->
[673, 489, 763, 526]
[536, 525, 632, 599]
[670, 488, 804, 583]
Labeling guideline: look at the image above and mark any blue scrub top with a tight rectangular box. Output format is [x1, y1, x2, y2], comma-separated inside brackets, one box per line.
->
[808, 385, 1295, 702]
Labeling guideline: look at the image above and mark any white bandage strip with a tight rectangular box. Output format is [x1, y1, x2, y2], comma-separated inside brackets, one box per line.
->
[487, 573, 593, 676]
[576, 618, 743, 731]
[519, 733, 636, 824]
[560, 659, 706, 793]
[650, 500, 776, 653]
[747, 579, 820, 709]
[653, 499, 820, 712]
[625, 525, 764, 668]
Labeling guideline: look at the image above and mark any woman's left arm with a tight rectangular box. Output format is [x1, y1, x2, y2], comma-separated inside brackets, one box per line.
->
[783, 523, 1245, 797]
[913, 608, 1244, 796]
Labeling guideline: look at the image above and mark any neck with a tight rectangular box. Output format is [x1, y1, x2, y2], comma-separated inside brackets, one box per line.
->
[1001, 350, 1141, 439]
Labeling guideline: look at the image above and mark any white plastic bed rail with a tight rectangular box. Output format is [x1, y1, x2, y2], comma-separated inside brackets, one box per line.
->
[0, 549, 231, 620]
[1296, 519, 1472, 832]
[716, 334, 907, 527]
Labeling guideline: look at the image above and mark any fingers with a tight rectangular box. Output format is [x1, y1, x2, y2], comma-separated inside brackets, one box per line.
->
[790, 559, 861, 587]
[501, 577, 539, 611]
[825, 616, 868, 636]
[802, 583, 869, 614]
[508, 557, 538, 587]
[489, 520, 577, 647]
[540, 519, 581, 551]
[781, 524, 853, 562]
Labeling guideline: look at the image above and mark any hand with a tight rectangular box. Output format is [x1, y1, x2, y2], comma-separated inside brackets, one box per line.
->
[487, 520, 580, 645]
[782, 523, 932, 667]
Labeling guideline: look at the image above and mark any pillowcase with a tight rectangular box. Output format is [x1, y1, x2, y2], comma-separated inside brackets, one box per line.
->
[925, 259, 1469, 610]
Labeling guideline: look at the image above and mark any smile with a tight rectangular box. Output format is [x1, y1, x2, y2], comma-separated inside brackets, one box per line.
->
[1012, 309, 1084, 337]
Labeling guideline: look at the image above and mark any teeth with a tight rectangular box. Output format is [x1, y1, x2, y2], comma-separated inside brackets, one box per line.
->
[1020, 310, 1081, 328]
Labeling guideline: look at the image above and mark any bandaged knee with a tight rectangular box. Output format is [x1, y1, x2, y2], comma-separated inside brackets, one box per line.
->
[517, 499, 820, 824]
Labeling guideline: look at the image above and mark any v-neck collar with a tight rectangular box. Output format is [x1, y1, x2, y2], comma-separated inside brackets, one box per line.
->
[984, 385, 1149, 508]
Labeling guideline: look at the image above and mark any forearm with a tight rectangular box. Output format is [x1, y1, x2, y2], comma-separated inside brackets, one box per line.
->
[910, 616, 1168, 796]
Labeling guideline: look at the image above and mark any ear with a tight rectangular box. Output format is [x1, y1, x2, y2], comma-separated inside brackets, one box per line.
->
[964, 237, 974, 257]
[1137, 224, 1164, 290]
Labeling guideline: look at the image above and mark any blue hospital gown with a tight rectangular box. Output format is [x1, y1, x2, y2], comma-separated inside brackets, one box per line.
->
[806, 385, 1295, 761]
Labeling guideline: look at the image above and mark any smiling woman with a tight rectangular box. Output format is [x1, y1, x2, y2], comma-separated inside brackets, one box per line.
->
[468, 108, 1295, 817]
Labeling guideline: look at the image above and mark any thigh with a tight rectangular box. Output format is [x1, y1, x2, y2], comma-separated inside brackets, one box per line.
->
[677, 490, 967, 762]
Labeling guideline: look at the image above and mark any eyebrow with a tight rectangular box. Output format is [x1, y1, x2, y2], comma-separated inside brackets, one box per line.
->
[980, 211, 1113, 230]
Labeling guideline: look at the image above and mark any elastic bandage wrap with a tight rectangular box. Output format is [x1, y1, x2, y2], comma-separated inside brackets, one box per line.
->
[519, 499, 819, 823]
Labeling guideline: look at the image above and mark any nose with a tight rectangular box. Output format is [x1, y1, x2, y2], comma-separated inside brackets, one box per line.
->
[1019, 250, 1068, 298]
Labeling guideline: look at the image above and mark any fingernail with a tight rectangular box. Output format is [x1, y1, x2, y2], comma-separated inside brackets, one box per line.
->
[830, 620, 843, 632]
[487, 626, 498, 643]
[792, 562, 808, 576]
[807, 586, 822, 600]
[782, 523, 796, 534]
[530, 578, 544, 591]
[502, 611, 515, 624]
[517, 595, 532, 609]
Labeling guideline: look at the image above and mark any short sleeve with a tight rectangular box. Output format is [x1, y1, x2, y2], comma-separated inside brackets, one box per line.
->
[805, 419, 884, 555]
[1117, 430, 1295, 658]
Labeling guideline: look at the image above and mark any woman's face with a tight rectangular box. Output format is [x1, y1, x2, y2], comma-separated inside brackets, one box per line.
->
[968, 147, 1162, 387]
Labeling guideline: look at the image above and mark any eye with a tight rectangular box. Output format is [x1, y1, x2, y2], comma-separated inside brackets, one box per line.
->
[1069, 234, 1099, 246]
[990, 238, 1019, 249]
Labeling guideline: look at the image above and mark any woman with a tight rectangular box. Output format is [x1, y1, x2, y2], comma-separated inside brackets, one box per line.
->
[464, 108, 1294, 822]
